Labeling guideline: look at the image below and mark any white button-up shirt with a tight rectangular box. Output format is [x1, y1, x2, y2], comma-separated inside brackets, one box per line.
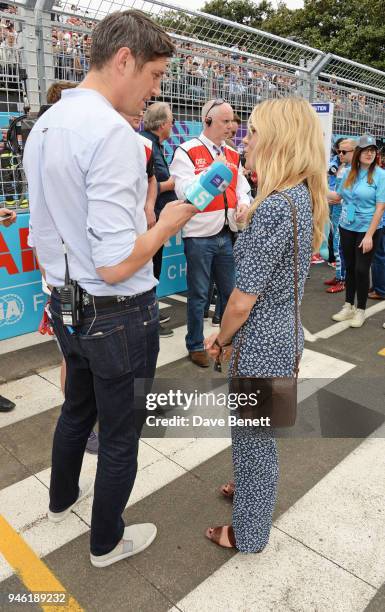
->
[24, 88, 156, 296]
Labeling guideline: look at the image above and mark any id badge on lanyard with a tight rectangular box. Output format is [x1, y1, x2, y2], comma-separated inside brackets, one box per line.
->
[346, 182, 361, 224]
[346, 202, 356, 223]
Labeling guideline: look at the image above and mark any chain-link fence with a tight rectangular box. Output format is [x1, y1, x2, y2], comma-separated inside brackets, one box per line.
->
[1, 0, 385, 209]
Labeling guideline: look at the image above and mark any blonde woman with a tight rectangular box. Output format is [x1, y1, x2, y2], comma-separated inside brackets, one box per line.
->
[204, 98, 328, 551]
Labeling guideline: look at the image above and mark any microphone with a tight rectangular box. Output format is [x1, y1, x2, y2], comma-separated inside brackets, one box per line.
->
[185, 161, 233, 211]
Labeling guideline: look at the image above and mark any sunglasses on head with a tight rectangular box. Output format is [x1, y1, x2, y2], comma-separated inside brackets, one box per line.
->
[205, 98, 225, 119]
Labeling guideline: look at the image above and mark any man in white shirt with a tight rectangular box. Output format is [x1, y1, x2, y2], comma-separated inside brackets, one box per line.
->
[23, 10, 196, 568]
[170, 99, 250, 367]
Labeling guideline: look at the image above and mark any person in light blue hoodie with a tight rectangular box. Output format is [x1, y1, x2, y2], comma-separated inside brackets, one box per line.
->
[326, 139, 357, 293]
[330, 135, 385, 328]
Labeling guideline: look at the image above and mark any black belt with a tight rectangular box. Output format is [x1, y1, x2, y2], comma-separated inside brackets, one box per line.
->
[53, 287, 152, 310]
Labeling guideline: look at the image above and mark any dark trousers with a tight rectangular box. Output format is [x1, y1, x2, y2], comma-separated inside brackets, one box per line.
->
[183, 230, 235, 352]
[153, 244, 164, 281]
[339, 227, 380, 309]
[49, 289, 159, 556]
[371, 227, 385, 297]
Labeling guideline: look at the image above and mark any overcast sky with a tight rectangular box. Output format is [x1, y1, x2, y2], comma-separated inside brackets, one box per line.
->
[169, 0, 304, 11]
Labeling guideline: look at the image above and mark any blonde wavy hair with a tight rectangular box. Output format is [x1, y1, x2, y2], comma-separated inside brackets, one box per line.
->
[247, 98, 329, 252]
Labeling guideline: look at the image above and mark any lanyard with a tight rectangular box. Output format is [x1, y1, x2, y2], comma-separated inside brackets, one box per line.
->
[198, 139, 229, 226]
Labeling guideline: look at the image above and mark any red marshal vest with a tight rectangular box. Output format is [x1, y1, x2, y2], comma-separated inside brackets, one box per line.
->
[185, 140, 239, 213]
[138, 134, 153, 164]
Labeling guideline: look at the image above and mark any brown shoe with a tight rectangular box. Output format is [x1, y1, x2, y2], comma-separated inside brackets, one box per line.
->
[189, 350, 209, 367]
[368, 291, 385, 300]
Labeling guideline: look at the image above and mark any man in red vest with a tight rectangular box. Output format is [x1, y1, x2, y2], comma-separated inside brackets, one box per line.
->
[170, 99, 250, 367]
[124, 111, 157, 231]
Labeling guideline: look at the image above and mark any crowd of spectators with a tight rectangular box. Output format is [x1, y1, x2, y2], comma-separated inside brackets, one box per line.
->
[0, 4, 19, 69]
[48, 20, 385, 135]
[0, 3, 384, 138]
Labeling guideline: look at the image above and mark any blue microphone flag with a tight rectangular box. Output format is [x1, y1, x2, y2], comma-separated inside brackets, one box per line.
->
[185, 161, 233, 211]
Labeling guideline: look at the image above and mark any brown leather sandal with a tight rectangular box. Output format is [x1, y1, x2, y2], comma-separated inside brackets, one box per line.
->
[220, 480, 235, 499]
[205, 525, 236, 548]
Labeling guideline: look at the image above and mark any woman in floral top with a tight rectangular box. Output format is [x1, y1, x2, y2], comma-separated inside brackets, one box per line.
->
[205, 97, 328, 552]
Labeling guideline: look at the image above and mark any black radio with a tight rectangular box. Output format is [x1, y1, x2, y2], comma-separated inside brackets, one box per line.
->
[59, 280, 82, 327]
[58, 242, 82, 327]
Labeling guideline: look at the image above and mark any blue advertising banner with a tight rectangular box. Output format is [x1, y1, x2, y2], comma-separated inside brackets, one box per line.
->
[156, 230, 187, 298]
[0, 212, 185, 340]
[0, 212, 45, 340]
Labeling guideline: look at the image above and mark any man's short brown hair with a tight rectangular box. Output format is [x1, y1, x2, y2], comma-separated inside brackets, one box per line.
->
[90, 10, 175, 70]
[233, 113, 241, 124]
[47, 81, 77, 104]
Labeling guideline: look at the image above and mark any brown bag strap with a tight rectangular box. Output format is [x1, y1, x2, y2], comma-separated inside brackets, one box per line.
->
[232, 190, 300, 378]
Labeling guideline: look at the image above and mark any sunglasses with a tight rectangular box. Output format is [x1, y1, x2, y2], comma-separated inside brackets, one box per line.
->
[338, 149, 353, 155]
[205, 98, 225, 120]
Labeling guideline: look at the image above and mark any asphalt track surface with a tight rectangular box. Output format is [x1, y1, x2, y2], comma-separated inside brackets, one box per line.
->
[0, 263, 384, 612]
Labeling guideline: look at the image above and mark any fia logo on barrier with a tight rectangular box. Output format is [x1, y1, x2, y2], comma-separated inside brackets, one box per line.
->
[0, 294, 25, 326]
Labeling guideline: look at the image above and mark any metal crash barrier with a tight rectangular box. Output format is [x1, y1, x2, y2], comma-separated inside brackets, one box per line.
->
[0, 0, 384, 338]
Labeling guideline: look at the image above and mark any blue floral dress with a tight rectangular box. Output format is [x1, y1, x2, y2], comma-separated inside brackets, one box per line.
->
[230, 183, 313, 552]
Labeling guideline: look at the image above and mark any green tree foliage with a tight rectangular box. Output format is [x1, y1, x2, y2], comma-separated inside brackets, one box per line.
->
[200, 0, 385, 71]
[202, 0, 274, 27]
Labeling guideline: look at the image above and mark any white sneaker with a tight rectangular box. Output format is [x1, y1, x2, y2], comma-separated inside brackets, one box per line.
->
[90, 523, 157, 568]
[48, 479, 94, 523]
[350, 308, 366, 328]
[332, 302, 355, 322]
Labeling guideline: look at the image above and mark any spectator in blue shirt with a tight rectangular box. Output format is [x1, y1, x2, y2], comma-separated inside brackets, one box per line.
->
[331, 135, 385, 328]
[328, 138, 344, 190]
[326, 139, 357, 293]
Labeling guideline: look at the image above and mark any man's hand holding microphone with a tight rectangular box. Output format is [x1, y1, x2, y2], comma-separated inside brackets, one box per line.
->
[97, 161, 232, 285]
[156, 199, 197, 235]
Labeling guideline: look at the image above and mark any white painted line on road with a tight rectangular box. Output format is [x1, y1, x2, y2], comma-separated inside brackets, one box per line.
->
[0, 330, 53, 356]
[174, 428, 385, 612]
[0, 303, 170, 357]
[276, 435, 385, 588]
[173, 527, 375, 612]
[303, 327, 317, 342]
[0, 337, 354, 430]
[0, 374, 63, 429]
[168, 294, 187, 303]
[0, 346, 354, 585]
[0, 438, 229, 583]
[313, 300, 385, 340]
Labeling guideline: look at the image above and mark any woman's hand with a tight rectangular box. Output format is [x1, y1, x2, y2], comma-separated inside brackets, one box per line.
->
[204, 333, 220, 360]
[359, 235, 373, 254]
[234, 204, 249, 224]
[204, 333, 233, 362]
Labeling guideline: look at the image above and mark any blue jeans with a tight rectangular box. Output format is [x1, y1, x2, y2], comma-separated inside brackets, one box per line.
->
[330, 205, 345, 281]
[205, 275, 222, 319]
[371, 227, 385, 297]
[184, 230, 235, 352]
[49, 289, 159, 556]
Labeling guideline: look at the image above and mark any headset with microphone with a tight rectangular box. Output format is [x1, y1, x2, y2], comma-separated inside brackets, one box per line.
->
[204, 98, 225, 126]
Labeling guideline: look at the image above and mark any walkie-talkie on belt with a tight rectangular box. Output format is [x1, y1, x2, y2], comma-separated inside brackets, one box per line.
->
[59, 241, 82, 327]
